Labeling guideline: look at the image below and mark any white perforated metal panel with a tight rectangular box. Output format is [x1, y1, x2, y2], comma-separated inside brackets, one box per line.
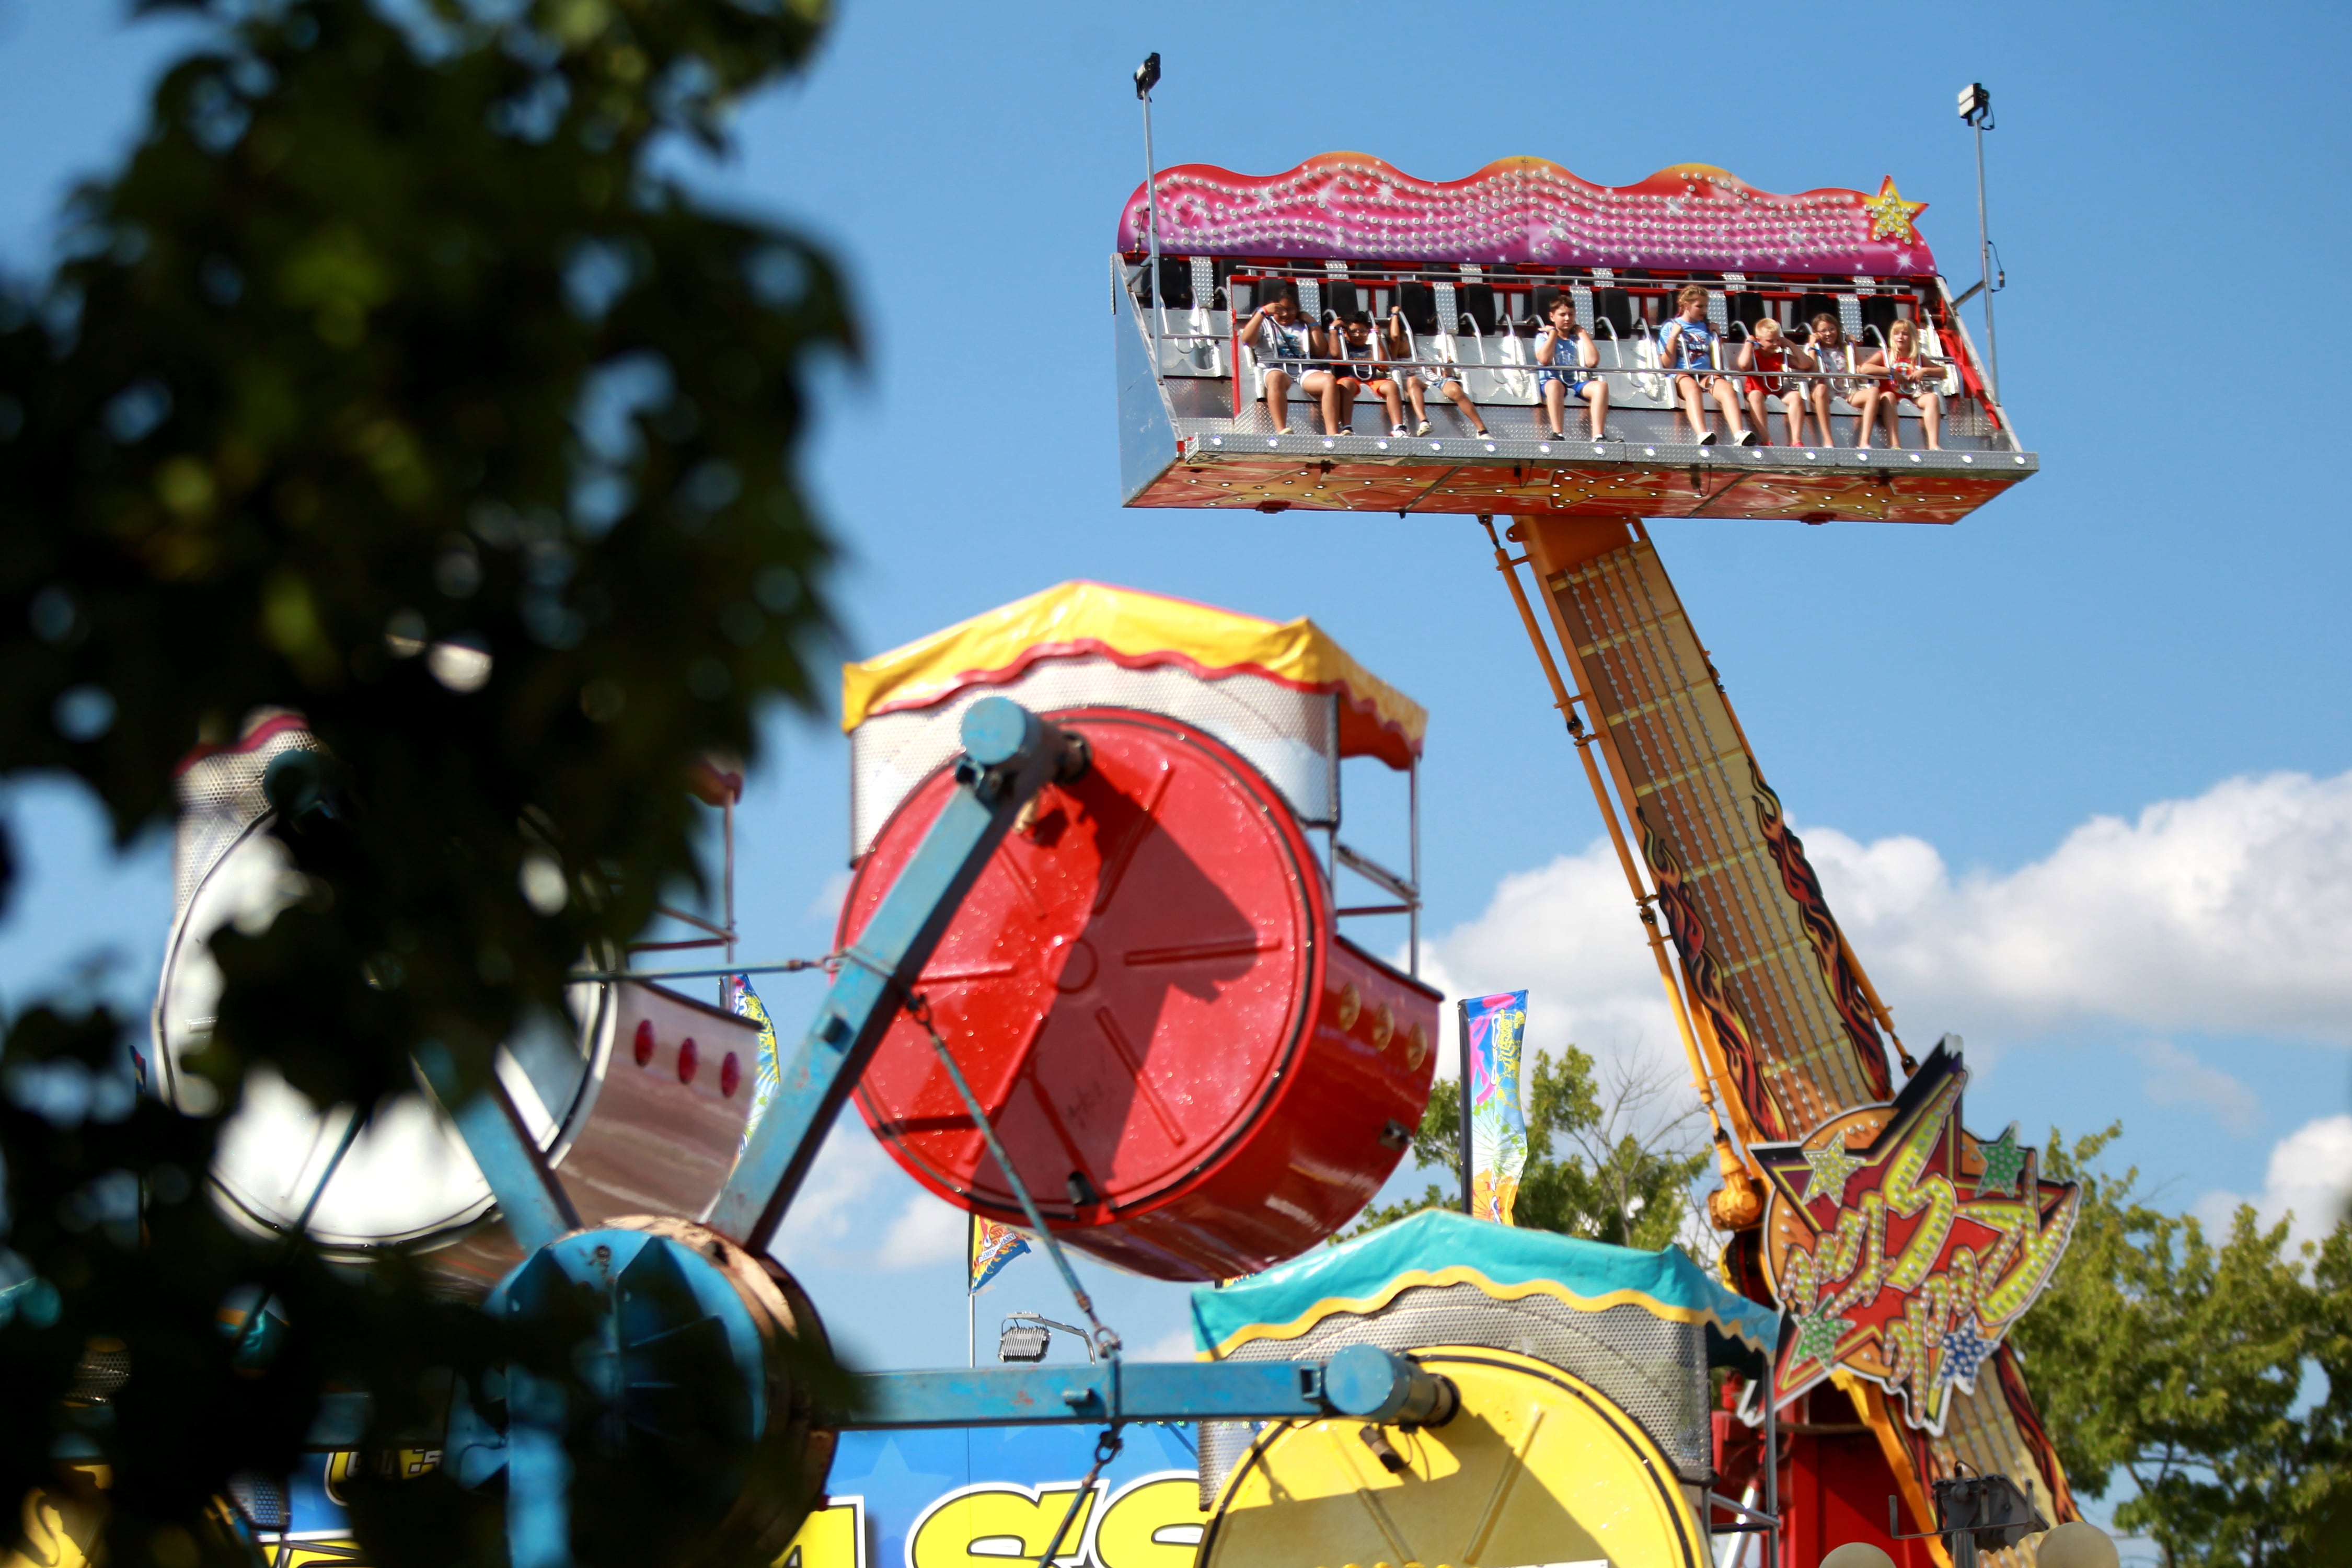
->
[171, 714, 317, 919]
[849, 656, 1339, 858]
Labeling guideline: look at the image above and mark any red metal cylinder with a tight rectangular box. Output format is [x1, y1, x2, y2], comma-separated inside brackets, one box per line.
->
[843, 707, 1438, 1281]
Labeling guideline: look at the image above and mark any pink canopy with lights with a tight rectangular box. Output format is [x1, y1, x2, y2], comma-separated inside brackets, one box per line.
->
[1117, 153, 1937, 277]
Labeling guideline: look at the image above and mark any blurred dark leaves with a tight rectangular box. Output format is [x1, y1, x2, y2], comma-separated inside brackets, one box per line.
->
[0, 0, 850, 1562]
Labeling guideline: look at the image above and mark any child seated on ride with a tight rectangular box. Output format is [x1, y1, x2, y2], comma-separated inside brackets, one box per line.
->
[1387, 305, 1492, 439]
[1735, 316, 1815, 446]
[1659, 283, 1756, 446]
[1534, 295, 1610, 441]
[1854, 318, 1946, 451]
[1790, 314, 1857, 447]
[1332, 312, 1409, 437]
[1236, 283, 1323, 435]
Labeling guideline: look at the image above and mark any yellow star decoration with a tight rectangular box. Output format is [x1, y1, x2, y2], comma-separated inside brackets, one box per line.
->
[1864, 176, 1927, 244]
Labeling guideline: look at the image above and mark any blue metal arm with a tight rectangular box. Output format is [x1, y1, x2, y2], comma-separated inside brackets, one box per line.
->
[709, 698, 1086, 1253]
[416, 1050, 580, 1254]
[307, 1346, 1456, 1454]
[842, 1345, 1458, 1430]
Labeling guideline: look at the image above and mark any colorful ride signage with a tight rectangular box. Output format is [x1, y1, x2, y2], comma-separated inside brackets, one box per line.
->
[1462, 990, 1530, 1225]
[1751, 1043, 2077, 1433]
[197, 1427, 1204, 1568]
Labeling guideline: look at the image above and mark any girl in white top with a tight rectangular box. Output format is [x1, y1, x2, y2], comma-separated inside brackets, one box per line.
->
[1385, 305, 1491, 438]
[1794, 314, 1856, 448]
[1331, 312, 1409, 437]
[1234, 283, 1326, 436]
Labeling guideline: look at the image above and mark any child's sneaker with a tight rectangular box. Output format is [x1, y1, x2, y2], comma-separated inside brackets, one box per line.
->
[1735, 428, 1760, 447]
[1389, 424, 1409, 437]
[1414, 420, 1433, 436]
[1698, 427, 1720, 445]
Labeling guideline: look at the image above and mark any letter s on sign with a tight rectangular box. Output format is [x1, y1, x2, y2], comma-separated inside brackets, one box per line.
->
[908, 1483, 1099, 1568]
[1091, 1475, 1205, 1568]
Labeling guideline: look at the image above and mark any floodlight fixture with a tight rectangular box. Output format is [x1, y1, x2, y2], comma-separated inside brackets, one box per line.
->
[996, 1311, 1097, 1365]
[996, 1322, 1051, 1363]
[1134, 53, 1161, 100]
[1957, 82, 1992, 126]
[1888, 1469, 2050, 1568]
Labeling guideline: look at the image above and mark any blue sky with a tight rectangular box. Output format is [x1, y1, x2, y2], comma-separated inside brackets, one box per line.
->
[1, 0, 2348, 1414]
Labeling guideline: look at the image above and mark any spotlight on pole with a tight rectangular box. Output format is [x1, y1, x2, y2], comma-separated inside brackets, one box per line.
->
[996, 1311, 1097, 1365]
[1134, 53, 1165, 349]
[1956, 83, 2000, 400]
[996, 1319, 1051, 1363]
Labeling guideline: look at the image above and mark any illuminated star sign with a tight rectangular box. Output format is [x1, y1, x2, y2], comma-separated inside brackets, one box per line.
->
[1803, 1142, 1864, 1200]
[1863, 176, 1928, 244]
[1975, 1123, 2027, 1196]
[1938, 1320, 1991, 1385]
[1750, 1042, 2080, 1432]
[1791, 1310, 1851, 1367]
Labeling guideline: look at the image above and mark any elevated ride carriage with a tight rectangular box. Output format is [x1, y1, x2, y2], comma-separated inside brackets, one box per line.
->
[1117, 154, 2030, 522]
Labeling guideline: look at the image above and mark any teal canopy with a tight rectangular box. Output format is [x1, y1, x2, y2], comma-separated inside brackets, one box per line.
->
[1190, 1209, 1781, 1369]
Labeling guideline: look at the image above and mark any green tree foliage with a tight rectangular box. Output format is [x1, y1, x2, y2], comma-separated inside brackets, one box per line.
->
[2010, 1126, 2352, 1568]
[0, 1, 849, 1563]
[1350, 1044, 1709, 1252]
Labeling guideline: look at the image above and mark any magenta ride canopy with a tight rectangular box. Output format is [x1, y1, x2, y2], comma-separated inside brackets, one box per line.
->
[1116, 153, 1938, 276]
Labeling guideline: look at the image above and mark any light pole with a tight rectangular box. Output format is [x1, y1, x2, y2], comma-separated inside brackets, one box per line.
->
[1957, 82, 2001, 401]
[1135, 53, 1164, 351]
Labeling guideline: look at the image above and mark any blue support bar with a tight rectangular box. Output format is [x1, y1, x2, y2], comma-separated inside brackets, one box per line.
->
[419, 1053, 580, 1255]
[841, 1346, 1454, 1430]
[505, 1368, 573, 1568]
[305, 1348, 1455, 1452]
[709, 698, 1084, 1254]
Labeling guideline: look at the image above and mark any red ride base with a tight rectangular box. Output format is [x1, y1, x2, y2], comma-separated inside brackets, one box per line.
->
[843, 706, 1438, 1281]
[1715, 1390, 1935, 1568]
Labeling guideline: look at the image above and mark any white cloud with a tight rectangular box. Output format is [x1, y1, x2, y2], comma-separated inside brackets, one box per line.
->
[1132, 1325, 1200, 1362]
[1419, 770, 2352, 1094]
[2135, 1040, 2261, 1133]
[2197, 1114, 2352, 1249]
[1804, 770, 2352, 1043]
[765, 1109, 984, 1273]
[1416, 838, 1682, 1083]
[878, 1190, 968, 1269]
[807, 868, 853, 926]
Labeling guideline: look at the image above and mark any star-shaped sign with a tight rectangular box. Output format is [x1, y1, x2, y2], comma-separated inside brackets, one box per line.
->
[1976, 1122, 2027, 1197]
[1751, 1043, 2080, 1434]
[1863, 176, 1927, 244]
[1803, 1142, 1865, 1201]
[1938, 1320, 1992, 1385]
[1791, 1310, 1852, 1368]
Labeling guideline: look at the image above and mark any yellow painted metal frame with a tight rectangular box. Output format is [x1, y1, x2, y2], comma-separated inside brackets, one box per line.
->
[1477, 516, 1766, 1202]
[1201, 1346, 1709, 1568]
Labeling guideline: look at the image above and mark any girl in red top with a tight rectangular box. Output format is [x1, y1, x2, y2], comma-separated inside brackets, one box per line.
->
[1854, 318, 1946, 451]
